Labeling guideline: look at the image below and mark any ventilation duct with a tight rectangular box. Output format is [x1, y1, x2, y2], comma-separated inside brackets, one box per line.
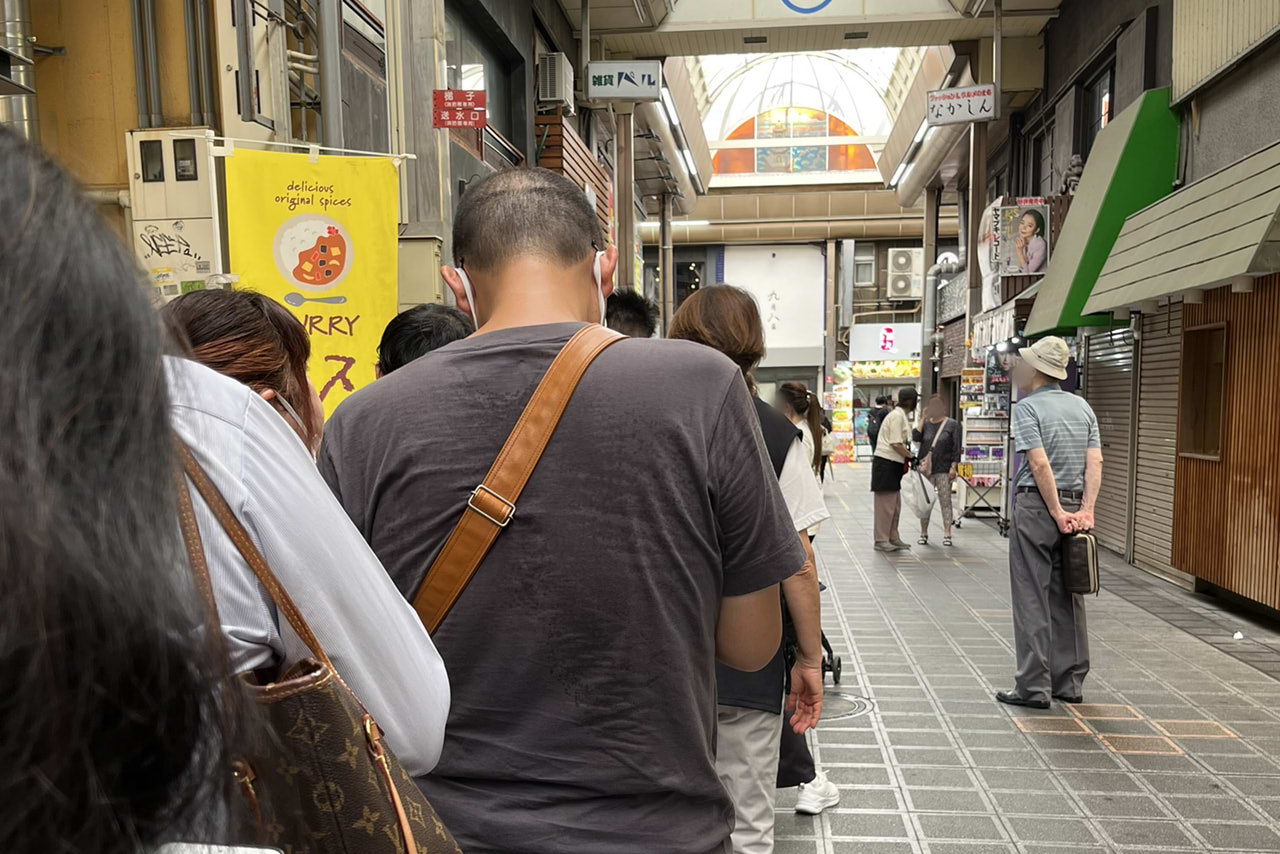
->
[0, 0, 37, 141]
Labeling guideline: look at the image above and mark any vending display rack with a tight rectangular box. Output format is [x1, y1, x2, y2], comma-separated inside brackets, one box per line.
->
[958, 411, 1010, 534]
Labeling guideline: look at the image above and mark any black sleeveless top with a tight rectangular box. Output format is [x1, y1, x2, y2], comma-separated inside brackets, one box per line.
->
[715, 397, 801, 714]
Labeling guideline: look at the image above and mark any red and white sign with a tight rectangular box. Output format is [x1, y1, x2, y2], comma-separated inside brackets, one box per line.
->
[432, 90, 487, 129]
[879, 326, 895, 352]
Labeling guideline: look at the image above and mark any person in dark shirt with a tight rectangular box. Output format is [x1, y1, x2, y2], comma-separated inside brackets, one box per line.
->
[866, 395, 890, 452]
[913, 394, 961, 546]
[605, 288, 660, 338]
[320, 167, 803, 854]
[375, 303, 474, 376]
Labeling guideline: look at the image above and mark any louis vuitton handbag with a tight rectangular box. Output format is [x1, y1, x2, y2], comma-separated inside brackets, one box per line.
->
[1061, 530, 1099, 596]
[175, 441, 461, 854]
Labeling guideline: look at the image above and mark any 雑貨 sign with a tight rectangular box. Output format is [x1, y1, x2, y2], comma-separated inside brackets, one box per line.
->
[224, 149, 399, 417]
[586, 61, 662, 101]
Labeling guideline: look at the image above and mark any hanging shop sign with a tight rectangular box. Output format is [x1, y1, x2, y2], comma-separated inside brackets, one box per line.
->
[995, 199, 1051, 277]
[926, 84, 997, 126]
[224, 148, 400, 417]
[984, 348, 1014, 417]
[432, 89, 487, 129]
[828, 360, 856, 463]
[586, 61, 663, 101]
[847, 322, 922, 361]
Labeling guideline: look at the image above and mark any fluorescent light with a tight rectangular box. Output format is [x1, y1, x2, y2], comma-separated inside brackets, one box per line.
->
[681, 148, 699, 179]
[676, 219, 710, 226]
[912, 119, 928, 145]
[889, 161, 908, 187]
[640, 220, 659, 227]
[661, 88, 681, 127]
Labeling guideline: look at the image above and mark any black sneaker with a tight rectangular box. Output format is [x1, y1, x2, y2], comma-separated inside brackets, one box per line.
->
[996, 690, 1050, 710]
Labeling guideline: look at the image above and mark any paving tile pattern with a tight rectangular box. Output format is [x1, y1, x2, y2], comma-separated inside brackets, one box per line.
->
[782, 465, 1280, 853]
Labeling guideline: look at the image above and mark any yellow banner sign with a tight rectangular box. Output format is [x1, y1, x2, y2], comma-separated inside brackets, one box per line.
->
[224, 148, 399, 417]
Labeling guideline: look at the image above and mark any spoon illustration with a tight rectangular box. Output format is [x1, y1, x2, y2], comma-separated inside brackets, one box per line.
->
[284, 292, 347, 307]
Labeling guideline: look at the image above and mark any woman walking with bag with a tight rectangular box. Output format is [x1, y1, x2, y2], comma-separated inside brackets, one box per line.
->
[914, 395, 961, 546]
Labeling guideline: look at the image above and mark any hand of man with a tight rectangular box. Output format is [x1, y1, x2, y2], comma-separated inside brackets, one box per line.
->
[787, 659, 824, 735]
[1071, 509, 1095, 532]
[1052, 510, 1075, 535]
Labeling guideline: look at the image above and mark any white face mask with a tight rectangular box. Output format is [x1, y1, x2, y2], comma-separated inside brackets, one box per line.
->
[454, 250, 608, 328]
[272, 393, 318, 462]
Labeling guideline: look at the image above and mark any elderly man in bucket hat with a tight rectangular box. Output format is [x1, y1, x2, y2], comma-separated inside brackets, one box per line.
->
[997, 336, 1103, 710]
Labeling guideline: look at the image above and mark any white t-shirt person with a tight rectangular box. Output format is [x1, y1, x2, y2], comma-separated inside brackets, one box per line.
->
[874, 406, 913, 463]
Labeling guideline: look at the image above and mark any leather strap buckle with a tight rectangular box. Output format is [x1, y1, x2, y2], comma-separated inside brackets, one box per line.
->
[468, 484, 515, 527]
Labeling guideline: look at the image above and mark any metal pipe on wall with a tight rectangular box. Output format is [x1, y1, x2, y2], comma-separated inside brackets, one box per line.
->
[183, 0, 202, 126]
[659, 193, 674, 334]
[0, 0, 37, 141]
[194, 0, 215, 126]
[920, 189, 967, 393]
[317, 0, 344, 147]
[993, 0, 1002, 121]
[615, 109, 635, 292]
[141, 0, 162, 127]
[130, 0, 150, 128]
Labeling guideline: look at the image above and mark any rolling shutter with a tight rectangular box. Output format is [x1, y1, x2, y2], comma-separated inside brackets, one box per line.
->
[1133, 303, 1184, 580]
[1084, 329, 1135, 555]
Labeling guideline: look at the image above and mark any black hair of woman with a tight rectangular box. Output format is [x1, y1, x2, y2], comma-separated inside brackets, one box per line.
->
[777, 381, 824, 473]
[0, 127, 229, 853]
[1021, 207, 1045, 236]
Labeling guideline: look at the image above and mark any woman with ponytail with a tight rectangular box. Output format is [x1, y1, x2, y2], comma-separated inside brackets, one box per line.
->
[775, 382, 824, 478]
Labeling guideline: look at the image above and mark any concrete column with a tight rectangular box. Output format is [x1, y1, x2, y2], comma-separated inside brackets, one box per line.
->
[920, 187, 940, 396]
[385, 0, 452, 307]
[318, 0, 344, 148]
[615, 107, 635, 291]
[659, 193, 674, 333]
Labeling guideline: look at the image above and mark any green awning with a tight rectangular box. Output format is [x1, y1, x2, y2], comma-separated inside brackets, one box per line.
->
[1025, 88, 1180, 336]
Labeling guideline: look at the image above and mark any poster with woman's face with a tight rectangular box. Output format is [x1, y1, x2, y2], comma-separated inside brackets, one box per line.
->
[996, 202, 1051, 277]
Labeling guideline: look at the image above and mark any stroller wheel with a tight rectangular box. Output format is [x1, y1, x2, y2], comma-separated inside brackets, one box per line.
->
[832, 656, 842, 684]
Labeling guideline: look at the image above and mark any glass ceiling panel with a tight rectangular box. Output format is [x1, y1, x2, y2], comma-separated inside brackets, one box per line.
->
[698, 49, 902, 143]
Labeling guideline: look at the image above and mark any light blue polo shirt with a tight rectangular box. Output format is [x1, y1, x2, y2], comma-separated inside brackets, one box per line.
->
[1011, 384, 1101, 492]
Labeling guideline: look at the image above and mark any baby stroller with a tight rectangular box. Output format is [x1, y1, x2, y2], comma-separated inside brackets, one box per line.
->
[821, 631, 841, 684]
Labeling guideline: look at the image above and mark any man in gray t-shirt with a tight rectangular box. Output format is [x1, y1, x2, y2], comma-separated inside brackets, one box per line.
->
[997, 336, 1103, 711]
[320, 168, 803, 854]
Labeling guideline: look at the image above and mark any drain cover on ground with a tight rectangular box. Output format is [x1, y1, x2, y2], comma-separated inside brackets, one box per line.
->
[822, 692, 874, 720]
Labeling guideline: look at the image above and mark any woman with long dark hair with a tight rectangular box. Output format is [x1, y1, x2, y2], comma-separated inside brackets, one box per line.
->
[670, 286, 838, 848]
[0, 127, 228, 852]
[775, 382, 824, 476]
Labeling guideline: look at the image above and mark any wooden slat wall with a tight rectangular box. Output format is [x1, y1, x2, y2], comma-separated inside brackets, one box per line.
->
[1173, 0, 1280, 101]
[1133, 303, 1182, 577]
[1085, 329, 1134, 555]
[1174, 274, 1280, 608]
[535, 114, 612, 238]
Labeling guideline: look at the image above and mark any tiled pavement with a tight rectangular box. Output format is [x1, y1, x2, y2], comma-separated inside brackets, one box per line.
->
[784, 464, 1280, 853]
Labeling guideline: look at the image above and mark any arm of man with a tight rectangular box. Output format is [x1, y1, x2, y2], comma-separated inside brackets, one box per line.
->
[781, 534, 822, 733]
[1074, 449, 1104, 530]
[708, 373, 808, 673]
[1026, 448, 1071, 533]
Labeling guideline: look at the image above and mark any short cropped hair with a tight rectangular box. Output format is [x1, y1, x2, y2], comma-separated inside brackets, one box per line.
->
[377, 304, 473, 375]
[453, 167, 602, 272]
[606, 290, 659, 339]
[875, 395, 888, 406]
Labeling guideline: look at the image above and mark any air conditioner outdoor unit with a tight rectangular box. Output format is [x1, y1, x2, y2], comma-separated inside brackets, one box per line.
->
[887, 247, 925, 300]
[537, 53, 575, 113]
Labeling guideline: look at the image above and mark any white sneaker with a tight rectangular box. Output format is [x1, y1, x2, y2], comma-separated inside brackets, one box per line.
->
[794, 770, 841, 814]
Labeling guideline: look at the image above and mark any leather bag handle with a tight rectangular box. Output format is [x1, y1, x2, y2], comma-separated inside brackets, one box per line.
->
[175, 439, 335, 671]
[412, 324, 623, 634]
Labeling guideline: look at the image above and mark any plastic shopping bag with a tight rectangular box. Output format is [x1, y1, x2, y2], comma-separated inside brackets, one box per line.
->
[901, 468, 936, 521]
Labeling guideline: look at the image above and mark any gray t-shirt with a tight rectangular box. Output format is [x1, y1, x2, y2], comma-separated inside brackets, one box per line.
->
[319, 322, 804, 854]
[1012, 385, 1101, 491]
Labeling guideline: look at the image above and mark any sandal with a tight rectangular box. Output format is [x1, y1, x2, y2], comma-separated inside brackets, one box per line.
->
[917, 535, 929, 545]
[943, 536, 953, 547]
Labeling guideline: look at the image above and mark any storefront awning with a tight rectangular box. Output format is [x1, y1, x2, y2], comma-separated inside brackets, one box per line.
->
[1024, 88, 1180, 336]
[1085, 140, 1280, 314]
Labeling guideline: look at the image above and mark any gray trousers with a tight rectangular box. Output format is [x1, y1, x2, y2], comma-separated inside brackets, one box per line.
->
[715, 705, 782, 854]
[1009, 493, 1090, 703]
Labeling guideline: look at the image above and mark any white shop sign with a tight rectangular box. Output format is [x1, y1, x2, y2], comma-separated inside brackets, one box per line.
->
[926, 84, 997, 126]
[847, 322, 922, 362]
[585, 61, 662, 102]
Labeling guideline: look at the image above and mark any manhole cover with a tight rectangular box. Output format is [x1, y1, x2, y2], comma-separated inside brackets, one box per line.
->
[823, 692, 874, 720]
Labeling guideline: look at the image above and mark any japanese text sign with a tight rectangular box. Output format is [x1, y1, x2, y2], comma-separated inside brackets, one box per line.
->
[224, 148, 399, 417]
[926, 84, 997, 127]
[433, 89, 487, 129]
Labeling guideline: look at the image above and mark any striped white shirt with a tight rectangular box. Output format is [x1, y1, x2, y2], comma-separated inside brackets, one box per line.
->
[167, 357, 449, 775]
[1012, 385, 1101, 492]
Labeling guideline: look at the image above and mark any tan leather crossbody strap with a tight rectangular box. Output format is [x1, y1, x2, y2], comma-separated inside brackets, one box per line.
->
[176, 440, 334, 670]
[412, 324, 624, 634]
